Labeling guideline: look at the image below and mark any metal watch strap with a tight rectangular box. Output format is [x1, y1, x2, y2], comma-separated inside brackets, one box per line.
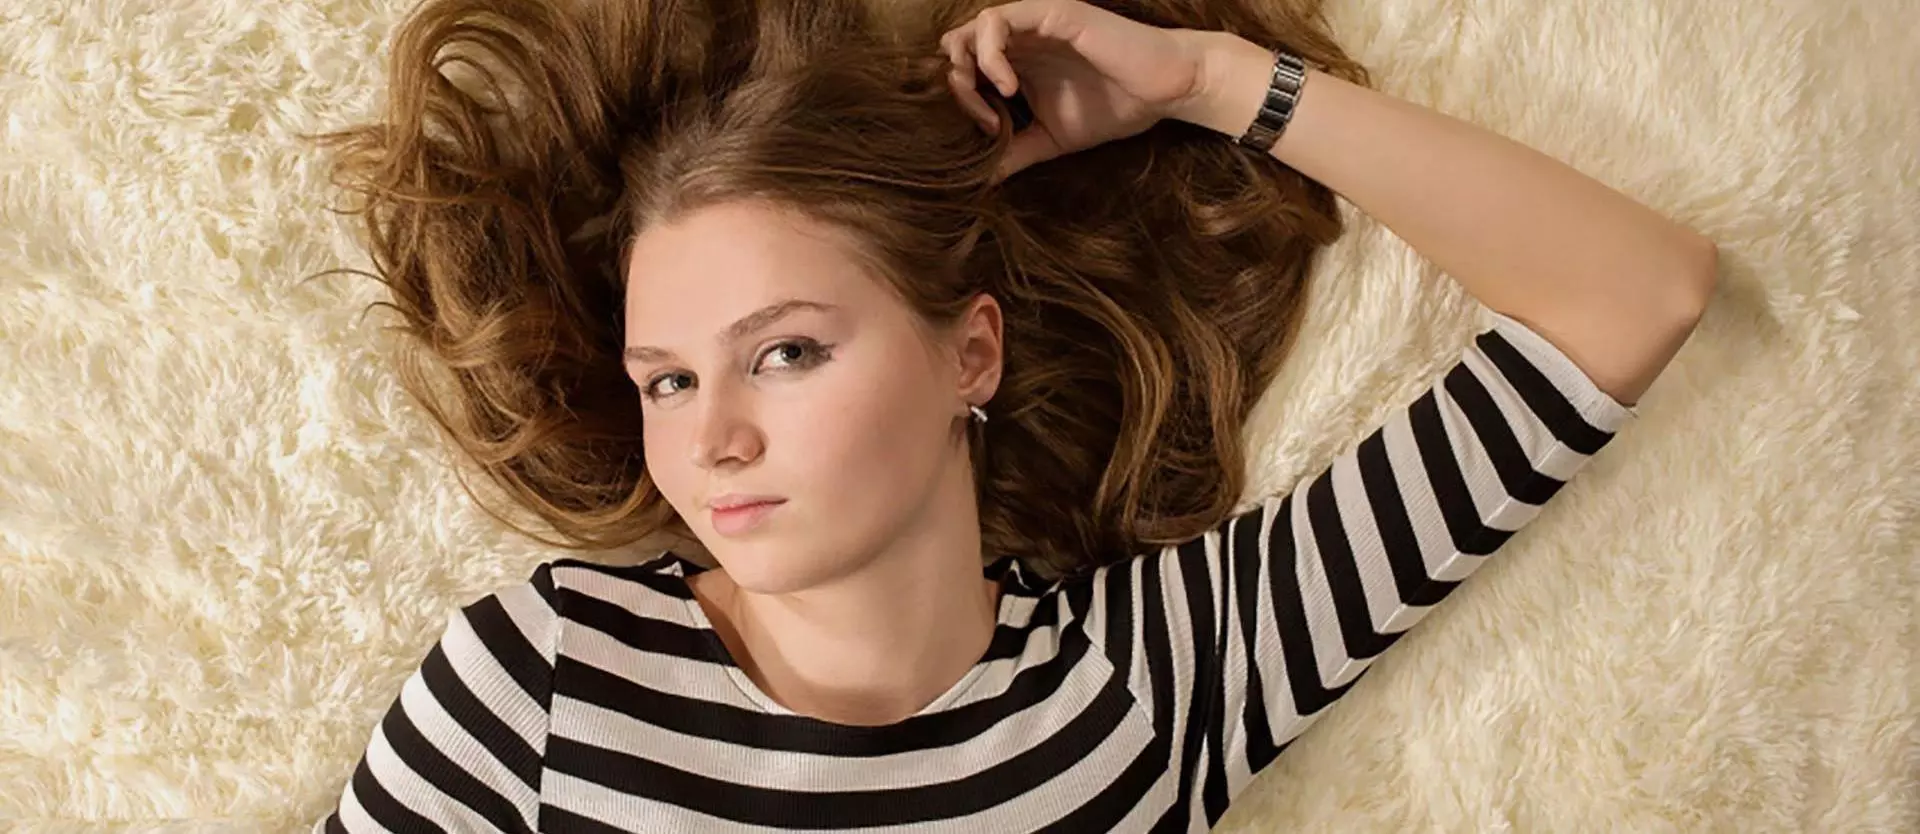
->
[1235, 49, 1308, 153]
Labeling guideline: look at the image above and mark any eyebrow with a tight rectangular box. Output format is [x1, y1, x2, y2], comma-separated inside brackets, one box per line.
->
[623, 299, 839, 365]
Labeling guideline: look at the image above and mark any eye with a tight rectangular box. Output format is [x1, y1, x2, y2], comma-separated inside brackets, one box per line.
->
[642, 371, 694, 402]
[754, 338, 831, 373]
[638, 339, 832, 404]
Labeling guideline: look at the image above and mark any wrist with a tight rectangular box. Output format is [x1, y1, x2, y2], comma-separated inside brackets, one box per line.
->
[1168, 30, 1280, 138]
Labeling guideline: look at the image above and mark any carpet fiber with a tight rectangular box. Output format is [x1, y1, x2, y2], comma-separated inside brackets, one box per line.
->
[2, 0, 1915, 830]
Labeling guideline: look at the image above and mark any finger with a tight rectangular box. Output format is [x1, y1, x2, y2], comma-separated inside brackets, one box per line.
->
[941, 26, 1000, 131]
[940, 24, 975, 79]
[976, 0, 1075, 41]
[996, 125, 1062, 181]
[958, 80, 1000, 133]
[974, 10, 1020, 97]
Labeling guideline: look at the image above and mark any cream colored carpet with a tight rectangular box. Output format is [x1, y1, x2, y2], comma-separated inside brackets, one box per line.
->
[2, 0, 1915, 830]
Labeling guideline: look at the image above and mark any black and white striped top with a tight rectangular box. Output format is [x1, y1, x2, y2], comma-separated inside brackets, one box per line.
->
[317, 309, 1638, 833]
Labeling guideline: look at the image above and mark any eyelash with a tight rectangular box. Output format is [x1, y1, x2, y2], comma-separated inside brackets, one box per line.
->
[641, 338, 834, 403]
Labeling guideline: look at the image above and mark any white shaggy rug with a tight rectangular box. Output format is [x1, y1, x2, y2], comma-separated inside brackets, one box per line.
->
[2, 0, 1916, 829]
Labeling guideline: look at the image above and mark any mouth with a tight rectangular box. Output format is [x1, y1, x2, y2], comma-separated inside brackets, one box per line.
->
[709, 498, 785, 536]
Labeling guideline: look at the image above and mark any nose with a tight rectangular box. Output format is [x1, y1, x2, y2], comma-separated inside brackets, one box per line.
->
[687, 380, 765, 471]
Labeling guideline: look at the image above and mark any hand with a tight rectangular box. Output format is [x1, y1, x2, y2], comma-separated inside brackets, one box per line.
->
[939, 0, 1211, 180]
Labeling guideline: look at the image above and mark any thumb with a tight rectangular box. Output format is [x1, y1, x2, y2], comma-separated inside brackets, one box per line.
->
[995, 126, 1062, 181]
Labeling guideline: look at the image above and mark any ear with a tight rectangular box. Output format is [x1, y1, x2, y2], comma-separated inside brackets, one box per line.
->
[952, 293, 1003, 406]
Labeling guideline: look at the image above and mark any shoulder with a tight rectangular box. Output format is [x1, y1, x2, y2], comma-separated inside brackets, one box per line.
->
[445, 552, 693, 654]
[542, 550, 704, 619]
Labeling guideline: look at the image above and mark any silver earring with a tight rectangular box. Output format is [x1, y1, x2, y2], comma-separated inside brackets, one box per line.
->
[968, 404, 988, 424]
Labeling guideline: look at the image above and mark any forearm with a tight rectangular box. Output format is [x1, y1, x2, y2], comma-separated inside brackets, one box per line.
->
[1173, 32, 1717, 326]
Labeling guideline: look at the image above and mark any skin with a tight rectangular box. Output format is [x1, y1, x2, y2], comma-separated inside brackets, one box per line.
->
[623, 200, 1006, 726]
[620, 0, 1715, 727]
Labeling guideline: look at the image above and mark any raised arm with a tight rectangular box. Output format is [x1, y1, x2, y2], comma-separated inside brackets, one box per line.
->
[1067, 21, 1717, 830]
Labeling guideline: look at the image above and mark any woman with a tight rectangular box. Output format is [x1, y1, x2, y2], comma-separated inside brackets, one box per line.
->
[312, 0, 1716, 829]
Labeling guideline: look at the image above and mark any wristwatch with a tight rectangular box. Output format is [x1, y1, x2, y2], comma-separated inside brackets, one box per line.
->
[1235, 49, 1309, 153]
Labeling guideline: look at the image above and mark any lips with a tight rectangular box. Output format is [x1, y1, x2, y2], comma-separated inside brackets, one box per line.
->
[708, 495, 784, 511]
[708, 497, 785, 536]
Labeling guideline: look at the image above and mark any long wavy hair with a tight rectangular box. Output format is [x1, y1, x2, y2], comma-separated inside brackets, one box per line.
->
[308, 0, 1371, 581]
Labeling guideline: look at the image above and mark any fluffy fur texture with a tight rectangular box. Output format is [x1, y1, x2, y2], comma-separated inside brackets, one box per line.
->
[1, 0, 1913, 830]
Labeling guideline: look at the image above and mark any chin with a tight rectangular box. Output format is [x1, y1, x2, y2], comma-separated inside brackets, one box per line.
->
[705, 538, 858, 596]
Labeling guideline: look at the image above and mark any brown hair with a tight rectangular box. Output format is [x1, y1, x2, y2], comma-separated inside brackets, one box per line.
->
[308, 0, 1371, 581]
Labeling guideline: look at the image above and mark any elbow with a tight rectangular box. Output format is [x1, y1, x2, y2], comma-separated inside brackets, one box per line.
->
[1668, 233, 1721, 323]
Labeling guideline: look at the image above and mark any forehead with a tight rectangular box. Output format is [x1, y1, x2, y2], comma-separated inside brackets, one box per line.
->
[624, 202, 882, 331]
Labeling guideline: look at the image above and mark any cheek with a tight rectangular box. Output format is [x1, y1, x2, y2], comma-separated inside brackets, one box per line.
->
[641, 416, 696, 509]
[780, 358, 946, 490]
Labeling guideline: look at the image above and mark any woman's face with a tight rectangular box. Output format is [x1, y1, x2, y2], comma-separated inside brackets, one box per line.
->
[623, 200, 1000, 594]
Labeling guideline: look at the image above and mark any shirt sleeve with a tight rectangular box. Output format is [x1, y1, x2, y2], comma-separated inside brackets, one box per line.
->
[313, 564, 561, 834]
[1073, 308, 1640, 825]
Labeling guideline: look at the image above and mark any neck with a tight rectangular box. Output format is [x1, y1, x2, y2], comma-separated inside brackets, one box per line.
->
[695, 460, 1000, 726]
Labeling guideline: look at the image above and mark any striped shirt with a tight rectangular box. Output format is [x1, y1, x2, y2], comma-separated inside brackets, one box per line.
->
[317, 309, 1638, 833]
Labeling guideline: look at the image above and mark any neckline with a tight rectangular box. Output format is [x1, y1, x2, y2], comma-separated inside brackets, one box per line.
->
[669, 553, 1026, 722]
